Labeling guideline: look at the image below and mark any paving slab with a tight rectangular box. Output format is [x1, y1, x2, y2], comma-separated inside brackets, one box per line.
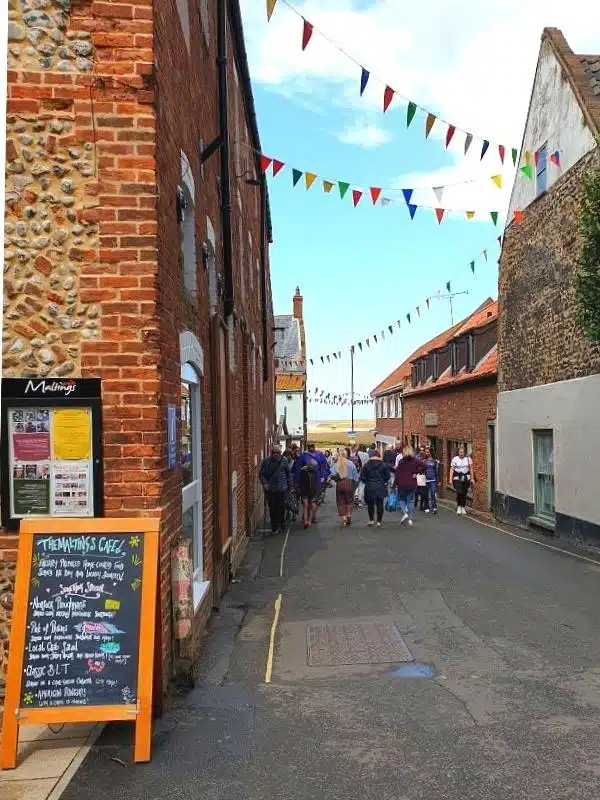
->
[1, 778, 58, 800]
[0, 739, 84, 782]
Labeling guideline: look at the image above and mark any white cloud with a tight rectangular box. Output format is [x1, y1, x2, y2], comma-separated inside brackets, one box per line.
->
[240, 0, 600, 183]
[337, 121, 391, 148]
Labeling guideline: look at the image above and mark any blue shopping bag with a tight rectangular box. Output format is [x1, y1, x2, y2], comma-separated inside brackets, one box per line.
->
[385, 490, 398, 512]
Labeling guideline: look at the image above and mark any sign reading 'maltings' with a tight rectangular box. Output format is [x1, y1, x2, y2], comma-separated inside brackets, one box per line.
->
[21, 533, 144, 709]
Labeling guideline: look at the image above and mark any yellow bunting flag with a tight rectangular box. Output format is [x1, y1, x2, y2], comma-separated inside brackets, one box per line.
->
[323, 180, 334, 193]
[491, 175, 502, 189]
[305, 172, 317, 190]
[465, 211, 475, 220]
[425, 113, 436, 138]
[524, 150, 531, 165]
[267, 0, 277, 21]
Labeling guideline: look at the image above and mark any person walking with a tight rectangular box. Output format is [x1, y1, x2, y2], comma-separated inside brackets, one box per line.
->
[394, 445, 423, 526]
[360, 450, 391, 527]
[259, 445, 293, 535]
[415, 443, 429, 511]
[449, 445, 474, 515]
[422, 445, 440, 514]
[330, 448, 359, 526]
[292, 445, 321, 529]
[383, 445, 397, 469]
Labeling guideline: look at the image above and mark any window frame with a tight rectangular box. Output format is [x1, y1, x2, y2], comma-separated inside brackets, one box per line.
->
[536, 143, 548, 196]
[533, 429, 555, 523]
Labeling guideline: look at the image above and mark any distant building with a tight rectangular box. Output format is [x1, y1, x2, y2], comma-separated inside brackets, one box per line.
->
[274, 288, 307, 449]
[497, 29, 600, 540]
[372, 300, 498, 511]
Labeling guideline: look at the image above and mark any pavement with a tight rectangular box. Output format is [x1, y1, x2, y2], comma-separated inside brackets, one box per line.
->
[27, 497, 600, 799]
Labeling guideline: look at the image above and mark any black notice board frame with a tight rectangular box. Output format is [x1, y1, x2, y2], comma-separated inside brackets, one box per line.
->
[0, 377, 104, 530]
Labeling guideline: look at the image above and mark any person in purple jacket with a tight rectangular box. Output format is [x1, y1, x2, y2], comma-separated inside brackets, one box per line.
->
[394, 445, 425, 526]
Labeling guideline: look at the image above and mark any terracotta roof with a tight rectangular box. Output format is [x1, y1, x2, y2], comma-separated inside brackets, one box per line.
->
[276, 374, 305, 391]
[581, 56, 600, 98]
[403, 345, 497, 396]
[370, 298, 494, 397]
[451, 299, 498, 338]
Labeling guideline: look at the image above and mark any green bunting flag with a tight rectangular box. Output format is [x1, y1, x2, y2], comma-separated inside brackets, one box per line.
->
[292, 168, 302, 186]
[407, 101, 417, 127]
[490, 211, 498, 226]
[338, 181, 350, 199]
[520, 164, 533, 179]
[470, 261, 475, 274]
[406, 313, 411, 324]
[512, 148, 519, 166]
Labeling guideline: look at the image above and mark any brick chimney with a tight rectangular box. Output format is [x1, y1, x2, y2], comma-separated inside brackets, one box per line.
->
[293, 286, 303, 320]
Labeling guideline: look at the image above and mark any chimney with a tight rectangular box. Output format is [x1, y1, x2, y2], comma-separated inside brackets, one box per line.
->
[293, 286, 303, 320]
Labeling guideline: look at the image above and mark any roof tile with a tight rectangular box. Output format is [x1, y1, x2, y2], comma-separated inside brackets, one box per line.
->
[276, 374, 306, 391]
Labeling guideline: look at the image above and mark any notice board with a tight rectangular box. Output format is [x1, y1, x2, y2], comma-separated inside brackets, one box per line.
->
[0, 378, 104, 530]
[0, 518, 160, 769]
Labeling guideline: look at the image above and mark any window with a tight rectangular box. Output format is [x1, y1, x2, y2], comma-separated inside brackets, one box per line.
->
[533, 430, 555, 522]
[200, 0, 209, 44]
[176, 0, 191, 55]
[450, 343, 458, 376]
[411, 435, 419, 450]
[181, 362, 205, 605]
[536, 143, 548, 196]
[180, 152, 197, 299]
[467, 334, 476, 371]
[433, 353, 440, 381]
[286, 394, 293, 401]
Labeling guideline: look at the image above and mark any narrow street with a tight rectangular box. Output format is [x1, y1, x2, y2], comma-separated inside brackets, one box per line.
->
[62, 501, 600, 800]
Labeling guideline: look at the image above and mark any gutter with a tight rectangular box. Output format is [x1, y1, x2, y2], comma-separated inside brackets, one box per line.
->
[217, 0, 234, 318]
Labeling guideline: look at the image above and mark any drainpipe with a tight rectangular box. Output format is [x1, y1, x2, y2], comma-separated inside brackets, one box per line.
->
[260, 175, 268, 381]
[217, 0, 233, 318]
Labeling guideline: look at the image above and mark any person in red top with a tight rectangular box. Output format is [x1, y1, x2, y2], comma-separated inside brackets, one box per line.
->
[394, 445, 425, 526]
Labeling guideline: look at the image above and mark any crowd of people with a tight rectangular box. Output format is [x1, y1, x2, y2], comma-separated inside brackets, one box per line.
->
[259, 439, 474, 534]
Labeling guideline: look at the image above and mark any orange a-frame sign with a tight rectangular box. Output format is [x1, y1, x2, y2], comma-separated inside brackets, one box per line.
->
[1, 517, 160, 769]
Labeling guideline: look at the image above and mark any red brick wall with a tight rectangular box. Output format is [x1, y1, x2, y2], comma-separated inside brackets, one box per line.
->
[376, 379, 497, 510]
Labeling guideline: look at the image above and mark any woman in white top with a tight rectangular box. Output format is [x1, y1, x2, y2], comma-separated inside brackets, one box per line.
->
[449, 445, 474, 515]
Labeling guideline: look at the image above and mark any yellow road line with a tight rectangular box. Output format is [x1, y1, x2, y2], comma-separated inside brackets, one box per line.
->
[264, 593, 282, 684]
[441, 505, 600, 567]
[279, 528, 290, 578]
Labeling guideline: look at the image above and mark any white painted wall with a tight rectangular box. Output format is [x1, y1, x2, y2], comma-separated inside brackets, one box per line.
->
[497, 374, 600, 525]
[508, 40, 596, 218]
[276, 391, 304, 440]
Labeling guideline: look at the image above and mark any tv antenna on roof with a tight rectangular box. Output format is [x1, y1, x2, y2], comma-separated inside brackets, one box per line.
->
[428, 290, 469, 326]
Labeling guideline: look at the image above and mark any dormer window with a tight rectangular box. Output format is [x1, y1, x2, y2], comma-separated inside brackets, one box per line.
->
[433, 353, 440, 381]
[467, 334, 476, 371]
[451, 343, 458, 376]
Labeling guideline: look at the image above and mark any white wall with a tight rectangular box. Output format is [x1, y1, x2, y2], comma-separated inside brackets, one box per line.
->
[497, 374, 600, 525]
[508, 40, 596, 219]
[276, 391, 304, 440]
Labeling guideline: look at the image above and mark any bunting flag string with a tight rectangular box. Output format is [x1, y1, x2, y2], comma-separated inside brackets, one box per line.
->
[267, 0, 519, 163]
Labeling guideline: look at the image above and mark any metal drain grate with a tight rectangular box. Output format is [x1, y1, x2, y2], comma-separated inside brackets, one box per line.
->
[306, 621, 413, 667]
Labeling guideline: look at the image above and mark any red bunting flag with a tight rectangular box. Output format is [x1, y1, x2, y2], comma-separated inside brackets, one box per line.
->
[550, 151, 560, 167]
[370, 187, 382, 205]
[352, 189, 363, 207]
[435, 208, 445, 225]
[513, 210, 523, 224]
[383, 86, 394, 112]
[302, 19, 313, 50]
[445, 125, 456, 148]
[534, 150, 539, 167]
[272, 159, 285, 177]
[260, 155, 272, 173]
[498, 145, 505, 164]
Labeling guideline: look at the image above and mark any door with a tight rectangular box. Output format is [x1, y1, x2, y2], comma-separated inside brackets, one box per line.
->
[212, 321, 231, 606]
[487, 422, 496, 510]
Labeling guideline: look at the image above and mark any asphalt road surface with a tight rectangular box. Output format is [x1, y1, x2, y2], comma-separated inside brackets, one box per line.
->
[62, 498, 600, 800]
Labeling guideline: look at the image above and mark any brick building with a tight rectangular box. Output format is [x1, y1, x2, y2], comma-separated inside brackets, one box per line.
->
[372, 300, 498, 511]
[2, 0, 275, 711]
[497, 29, 600, 541]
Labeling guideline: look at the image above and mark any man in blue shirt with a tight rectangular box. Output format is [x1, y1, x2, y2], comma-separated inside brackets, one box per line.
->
[293, 443, 330, 525]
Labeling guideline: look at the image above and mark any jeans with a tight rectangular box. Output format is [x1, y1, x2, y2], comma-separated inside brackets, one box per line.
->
[367, 498, 384, 523]
[453, 477, 469, 507]
[426, 480, 438, 512]
[266, 490, 287, 533]
[415, 485, 428, 510]
[397, 490, 415, 518]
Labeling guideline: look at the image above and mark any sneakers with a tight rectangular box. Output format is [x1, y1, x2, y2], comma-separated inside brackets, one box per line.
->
[400, 513, 409, 524]
[376, 522, 382, 528]
[456, 507, 461, 515]
[424, 509, 430, 514]
[407, 519, 413, 527]
[367, 520, 375, 527]
[456, 506, 467, 515]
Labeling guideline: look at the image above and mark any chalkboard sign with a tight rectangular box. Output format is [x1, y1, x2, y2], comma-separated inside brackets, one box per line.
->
[1, 519, 159, 769]
[22, 533, 144, 709]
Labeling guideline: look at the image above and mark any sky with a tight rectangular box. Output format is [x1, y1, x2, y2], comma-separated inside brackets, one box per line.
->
[239, 0, 600, 420]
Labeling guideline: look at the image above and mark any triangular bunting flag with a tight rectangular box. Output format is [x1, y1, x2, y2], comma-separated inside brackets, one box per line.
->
[397, 320, 401, 329]
[352, 189, 363, 207]
[520, 164, 533, 179]
[388, 325, 393, 335]
[360, 68, 370, 96]
[483, 249, 488, 261]
[416, 306, 420, 317]
[425, 298, 430, 309]
[435, 208, 445, 225]
[260, 155, 272, 173]
[465, 211, 475, 220]
[322, 180, 334, 193]
[524, 150, 531, 165]
[408, 204, 418, 220]
[433, 186, 444, 204]
[310, 359, 314, 366]
[446, 125, 456, 148]
[406, 313, 411, 324]
[425, 113, 436, 138]
[381, 330, 385, 339]
[320, 356, 324, 364]
[446, 281, 451, 292]
[407, 101, 417, 127]
[305, 172, 317, 190]
[326, 355, 330, 363]
[512, 147, 518, 166]
[370, 187, 382, 205]
[292, 168, 302, 186]
[383, 86, 394, 112]
[491, 175, 502, 189]
[499, 144, 505, 164]
[402, 188, 413, 206]
[338, 181, 350, 199]
[534, 150, 539, 167]
[358, 342, 363, 351]
[302, 19, 313, 50]
[333, 352, 337, 360]
[497, 235, 503, 247]
[272, 159, 285, 177]
[366, 338, 370, 348]
[381, 198, 391, 207]
[550, 151, 560, 167]
[481, 140, 490, 160]
[464, 133, 473, 154]
[267, 0, 277, 21]
[470, 261, 475, 274]
[490, 211, 498, 226]
[374, 335, 378, 344]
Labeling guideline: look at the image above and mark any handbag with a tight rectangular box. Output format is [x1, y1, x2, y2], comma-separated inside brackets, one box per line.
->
[385, 490, 398, 512]
[416, 474, 427, 487]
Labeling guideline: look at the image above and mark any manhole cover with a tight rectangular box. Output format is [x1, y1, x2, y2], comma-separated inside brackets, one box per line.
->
[387, 663, 436, 678]
[306, 621, 413, 666]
